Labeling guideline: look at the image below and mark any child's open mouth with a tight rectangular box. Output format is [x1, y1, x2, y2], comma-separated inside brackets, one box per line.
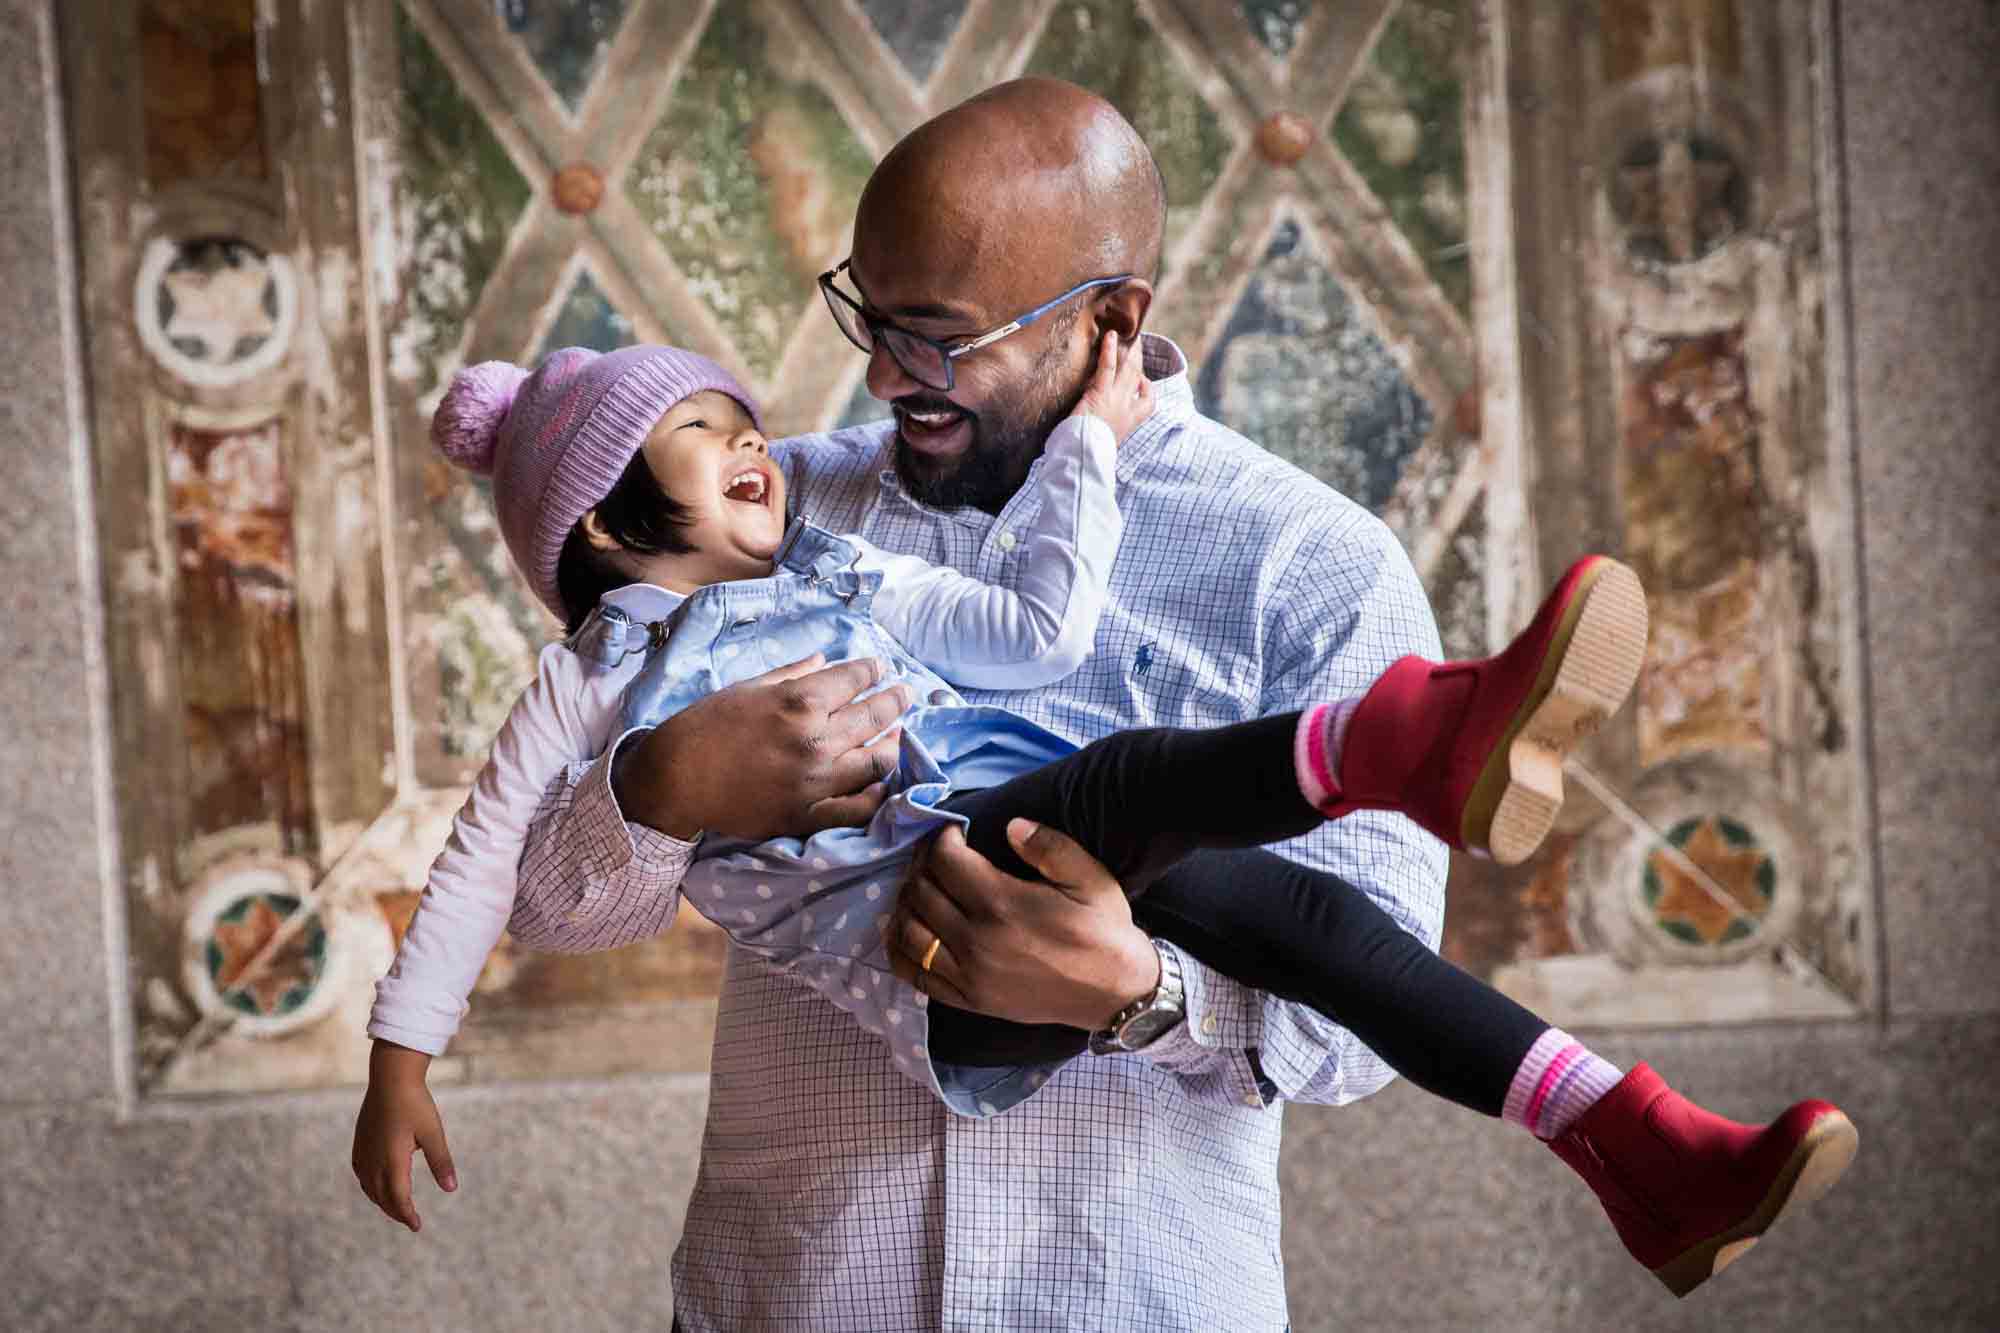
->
[722, 466, 769, 507]
[895, 405, 974, 458]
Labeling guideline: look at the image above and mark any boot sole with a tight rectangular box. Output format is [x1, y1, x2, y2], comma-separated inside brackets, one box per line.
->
[1651, 1110, 1860, 1297]
[1469, 558, 1649, 866]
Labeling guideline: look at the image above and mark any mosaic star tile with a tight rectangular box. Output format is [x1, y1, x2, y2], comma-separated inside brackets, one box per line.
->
[1195, 219, 1433, 513]
[859, 0, 970, 86]
[391, 4, 532, 393]
[1026, 0, 1234, 259]
[496, 0, 630, 112]
[1332, 0, 1470, 313]
[627, 4, 875, 383]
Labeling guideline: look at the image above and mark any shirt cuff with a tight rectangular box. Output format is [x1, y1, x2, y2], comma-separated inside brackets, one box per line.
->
[570, 727, 700, 912]
[365, 1018, 449, 1058]
[1128, 942, 1271, 1106]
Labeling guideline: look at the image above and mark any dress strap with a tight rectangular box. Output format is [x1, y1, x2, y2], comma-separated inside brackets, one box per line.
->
[565, 601, 667, 668]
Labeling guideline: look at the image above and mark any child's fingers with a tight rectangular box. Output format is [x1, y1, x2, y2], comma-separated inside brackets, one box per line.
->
[1115, 336, 1144, 390]
[416, 1122, 458, 1193]
[1087, 329, 1119, 394]
[385, 1151, 422, 1233]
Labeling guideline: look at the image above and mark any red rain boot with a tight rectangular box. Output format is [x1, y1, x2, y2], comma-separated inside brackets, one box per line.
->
[1326, 555, 1648, 864]
[1548, 1062, 1859, 1296]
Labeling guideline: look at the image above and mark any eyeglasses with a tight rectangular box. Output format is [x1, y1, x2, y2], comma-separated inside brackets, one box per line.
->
[818, 260, 1131, 393]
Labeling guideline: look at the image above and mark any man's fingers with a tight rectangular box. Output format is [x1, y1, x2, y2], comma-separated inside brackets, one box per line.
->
[808, 724, 899, 796]
[790, 655, 888, 712]
[803, 779, 891, 834]
[1003, 818, 1105, 898]
[747, 652, 828, 686]
[890, 910, 953, 984]
[921, 822, 1008, 900]
[825, 683, 913, 751]
[912, 957, 973, 1010]
[900, 857, 976, 945]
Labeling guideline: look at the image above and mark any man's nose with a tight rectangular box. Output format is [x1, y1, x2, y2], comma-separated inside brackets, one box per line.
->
[864, 339, 922, 402]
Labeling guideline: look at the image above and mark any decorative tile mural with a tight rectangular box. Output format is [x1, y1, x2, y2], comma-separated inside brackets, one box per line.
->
[67, 0, 1867, 1097]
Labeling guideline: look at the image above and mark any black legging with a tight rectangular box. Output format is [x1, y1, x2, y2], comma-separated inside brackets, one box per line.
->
[932, 712, 1546, 1119]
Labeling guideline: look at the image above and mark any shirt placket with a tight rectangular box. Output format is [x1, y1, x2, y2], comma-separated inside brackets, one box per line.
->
[941, 1119, 1011, 1332]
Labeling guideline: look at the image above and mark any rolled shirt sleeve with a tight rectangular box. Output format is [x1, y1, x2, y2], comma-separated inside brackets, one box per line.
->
[506, 726, 703, 954]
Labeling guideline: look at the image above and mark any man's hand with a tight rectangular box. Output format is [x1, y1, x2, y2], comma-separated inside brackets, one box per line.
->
[1074, 329, 1153, 445]
[615, 654, 913, 841]
[352, 1041, 456, 1233]
[889, 819, 1161, 1031]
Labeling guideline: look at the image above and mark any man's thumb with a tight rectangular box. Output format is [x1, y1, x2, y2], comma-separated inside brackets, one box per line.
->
[1004, 818, 1090, 891]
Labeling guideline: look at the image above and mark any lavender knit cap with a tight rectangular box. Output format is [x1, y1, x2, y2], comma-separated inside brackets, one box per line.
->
[432, 345, 760, 620]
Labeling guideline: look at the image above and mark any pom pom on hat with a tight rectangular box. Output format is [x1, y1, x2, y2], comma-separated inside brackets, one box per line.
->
[432, 361, 530, 475]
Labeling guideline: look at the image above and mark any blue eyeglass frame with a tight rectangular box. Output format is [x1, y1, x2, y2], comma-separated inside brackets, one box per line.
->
[817, 259, 1132, 392]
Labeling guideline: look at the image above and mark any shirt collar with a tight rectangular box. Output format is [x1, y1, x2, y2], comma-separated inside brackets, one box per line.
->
[1114, 332, 1194, 482]
[601, 582, 685, 619]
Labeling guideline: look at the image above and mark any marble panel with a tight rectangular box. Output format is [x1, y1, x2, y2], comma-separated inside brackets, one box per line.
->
[626, 3, 874, 384]
[1195, 218, 1434, 512]
[497, 0, 630, 112]
[1332, 0, 1470, 313]
[859, 0, 969, 85]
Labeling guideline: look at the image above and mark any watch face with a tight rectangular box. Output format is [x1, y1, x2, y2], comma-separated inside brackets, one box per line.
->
[1118, 1008, 1180, 1049]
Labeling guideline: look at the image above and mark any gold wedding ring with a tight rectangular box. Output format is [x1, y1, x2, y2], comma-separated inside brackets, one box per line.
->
[919, 936, 942, 973]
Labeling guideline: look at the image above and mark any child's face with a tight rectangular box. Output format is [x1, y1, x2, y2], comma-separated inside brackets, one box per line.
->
[632, 390, 787, 590]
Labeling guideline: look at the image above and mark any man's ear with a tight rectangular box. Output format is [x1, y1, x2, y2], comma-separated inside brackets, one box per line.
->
[1093, 279, 1154, 345]
[580, 509, 620, 553]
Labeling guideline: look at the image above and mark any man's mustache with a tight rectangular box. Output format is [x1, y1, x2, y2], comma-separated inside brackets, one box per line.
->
[891, 395, 970, 418]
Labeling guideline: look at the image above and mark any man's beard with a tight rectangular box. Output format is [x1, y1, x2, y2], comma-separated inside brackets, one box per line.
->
[891, 339, 1080, 514]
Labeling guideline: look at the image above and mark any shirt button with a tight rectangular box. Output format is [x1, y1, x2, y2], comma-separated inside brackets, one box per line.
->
[1201, 1015, 1218, 1037]
[929, 689, 953, 706]
[1244, 1090, 1263, 1107]
[997, 529, 1017, 551]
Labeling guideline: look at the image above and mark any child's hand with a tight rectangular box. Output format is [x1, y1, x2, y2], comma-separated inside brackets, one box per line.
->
[1074, 329, 1153, 445]
[351, 1041, 457, 1233]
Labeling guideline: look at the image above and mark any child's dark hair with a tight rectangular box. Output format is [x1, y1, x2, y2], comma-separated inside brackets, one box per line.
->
[554, 451, 699, 634]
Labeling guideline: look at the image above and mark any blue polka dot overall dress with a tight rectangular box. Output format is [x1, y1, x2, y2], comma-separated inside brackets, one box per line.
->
[568, 520, 1079, 1116]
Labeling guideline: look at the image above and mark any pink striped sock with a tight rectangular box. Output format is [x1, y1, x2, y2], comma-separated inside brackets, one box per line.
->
[1293, 697, 1363, 811]
[1502, 1028, 1623, 1140]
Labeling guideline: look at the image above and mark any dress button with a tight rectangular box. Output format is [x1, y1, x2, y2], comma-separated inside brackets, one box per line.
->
[997, 529, 1017, 551]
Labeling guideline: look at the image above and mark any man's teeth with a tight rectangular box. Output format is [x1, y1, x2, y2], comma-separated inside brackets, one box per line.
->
[904, 410, 960, 428]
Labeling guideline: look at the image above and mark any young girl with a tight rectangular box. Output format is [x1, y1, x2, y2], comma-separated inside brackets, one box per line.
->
[355, 342, 1855, 1297]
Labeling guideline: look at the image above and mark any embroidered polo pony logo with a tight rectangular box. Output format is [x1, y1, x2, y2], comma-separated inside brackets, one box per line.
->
[1133, 642, 1158, 679]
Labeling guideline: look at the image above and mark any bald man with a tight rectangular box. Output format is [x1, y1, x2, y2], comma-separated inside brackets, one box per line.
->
[512, 79, 1446, 1330]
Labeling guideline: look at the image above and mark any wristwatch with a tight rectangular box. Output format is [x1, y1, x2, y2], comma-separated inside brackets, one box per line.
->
[1088, 939, 1185, 1055]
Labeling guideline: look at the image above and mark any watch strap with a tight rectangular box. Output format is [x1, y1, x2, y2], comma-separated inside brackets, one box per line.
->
[1088, 939, 1184, 1055]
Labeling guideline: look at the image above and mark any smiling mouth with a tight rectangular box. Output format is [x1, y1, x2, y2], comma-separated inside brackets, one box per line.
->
[722, 467, 769, 507]
[895, 404, 973, 452]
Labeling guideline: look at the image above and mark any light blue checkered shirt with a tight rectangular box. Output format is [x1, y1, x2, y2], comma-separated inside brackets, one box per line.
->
[516, 334, 1447, 1331]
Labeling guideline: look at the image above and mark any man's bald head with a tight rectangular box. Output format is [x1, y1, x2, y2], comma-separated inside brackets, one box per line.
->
[846, 78, 1165, 515]
[856, 77, 1166, 297]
